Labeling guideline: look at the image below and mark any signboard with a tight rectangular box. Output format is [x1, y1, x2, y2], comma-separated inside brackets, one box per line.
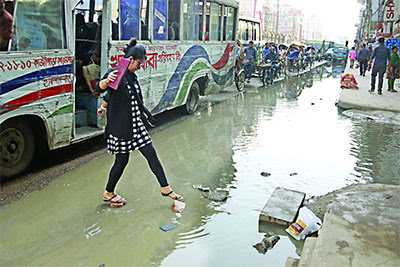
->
[120, 0, 140, 40]
[382, 22, 392, 37]
[385, 38, 400, 50]
[384, 0, 398, 22]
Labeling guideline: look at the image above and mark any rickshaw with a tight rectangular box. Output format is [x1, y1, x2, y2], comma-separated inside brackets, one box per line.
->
[259, 43, 280, 85]
[235, 40, 246, 92]
[287, 45, 301, 73]
[304, 46, 315, 68]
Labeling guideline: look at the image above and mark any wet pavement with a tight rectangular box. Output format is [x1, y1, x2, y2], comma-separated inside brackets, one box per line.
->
[1, 64, 399, 266]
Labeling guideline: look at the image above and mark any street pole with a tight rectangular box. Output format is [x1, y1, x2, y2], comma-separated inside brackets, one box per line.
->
[276, 0, 279, 35]
[89, 0, 95, 23]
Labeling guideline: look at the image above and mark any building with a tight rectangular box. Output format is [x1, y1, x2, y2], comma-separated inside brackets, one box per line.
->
[357, 0, 400, 42]
[278, 4, 304, 42]
[302, 14, 325, 41]
[238, 0, 255, 18]
[262, 5, 278, 40]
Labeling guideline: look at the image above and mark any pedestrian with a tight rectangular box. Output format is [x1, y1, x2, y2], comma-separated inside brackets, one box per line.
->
[0, 0, 13, 51]
[349, 47, 357, 68]
[96, 39, 183, 207]
[244, 41, 257, 83]
[357, 44, 370, 76]
[368, 37, 391, 95]
[387, 45, 399, 93]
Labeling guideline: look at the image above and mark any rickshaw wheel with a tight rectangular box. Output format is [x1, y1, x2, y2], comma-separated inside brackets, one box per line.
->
[236, 71, 246, 92]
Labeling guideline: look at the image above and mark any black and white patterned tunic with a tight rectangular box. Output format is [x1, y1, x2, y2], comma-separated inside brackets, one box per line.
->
[107, 82, 152, 154]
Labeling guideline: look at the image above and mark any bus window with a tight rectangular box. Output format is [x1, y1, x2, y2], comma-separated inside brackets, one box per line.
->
[223, 6, 235, 41]
[207, 2, 220, 41]
[168, 0, 180, 40]
[239, 20, 246, 41]
[198, 0, 204, 41]
[183, 0, 199, 40]
[254, 22, 260, 41]
[9, 0, 66, 51]
[153, 0, 167, 40]
[247, 22, 253, 41]
[120, 0, 140, 40]
[0, 0, 13, 51]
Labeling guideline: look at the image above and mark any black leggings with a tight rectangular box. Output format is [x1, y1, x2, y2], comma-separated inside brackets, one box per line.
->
[105, 143, 169, 192]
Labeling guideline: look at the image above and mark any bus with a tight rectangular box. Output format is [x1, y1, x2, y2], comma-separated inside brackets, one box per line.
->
[237, 16, 261, 45]
[0, 0, 239, 178]
[307, 40, 323, 51]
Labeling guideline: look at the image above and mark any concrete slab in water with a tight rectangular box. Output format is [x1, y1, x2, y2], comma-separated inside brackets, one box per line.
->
[259, 187, 306, 226]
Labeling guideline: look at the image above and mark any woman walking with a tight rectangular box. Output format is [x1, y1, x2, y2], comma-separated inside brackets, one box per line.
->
[387, 46, 399, 93]
[96, 39, 183, 207]
[349, 47, 357, 69]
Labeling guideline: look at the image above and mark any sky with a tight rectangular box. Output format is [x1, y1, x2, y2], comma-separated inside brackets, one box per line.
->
[278, 0, 364, 43]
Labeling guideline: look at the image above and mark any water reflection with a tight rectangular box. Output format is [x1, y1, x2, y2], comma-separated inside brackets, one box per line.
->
[348, 121, 400, 185]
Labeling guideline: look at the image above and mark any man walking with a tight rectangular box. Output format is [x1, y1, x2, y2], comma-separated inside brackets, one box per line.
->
[244, 41, 257, 83]
[357, 44, 370, 76]
[369, 37, 390, 95]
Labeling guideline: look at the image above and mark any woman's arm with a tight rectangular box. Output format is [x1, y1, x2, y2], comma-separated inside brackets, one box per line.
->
[96, 70, 119, 92]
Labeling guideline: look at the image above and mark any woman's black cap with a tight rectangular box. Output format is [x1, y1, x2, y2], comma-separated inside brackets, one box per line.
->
[124, 44, 147, 60]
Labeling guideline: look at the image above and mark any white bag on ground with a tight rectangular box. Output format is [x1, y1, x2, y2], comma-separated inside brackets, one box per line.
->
[286, 207, 322, 240]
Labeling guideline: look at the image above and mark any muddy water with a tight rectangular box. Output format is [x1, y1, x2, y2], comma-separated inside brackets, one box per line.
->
[1, 66, 399, 266]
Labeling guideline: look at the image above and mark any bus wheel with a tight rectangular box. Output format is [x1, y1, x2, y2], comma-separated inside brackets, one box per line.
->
[0, 119, 35, 179]
[186, 81, 200, 115]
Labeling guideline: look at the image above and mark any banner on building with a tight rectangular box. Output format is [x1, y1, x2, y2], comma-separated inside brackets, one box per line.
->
[384, 0, 398, 22]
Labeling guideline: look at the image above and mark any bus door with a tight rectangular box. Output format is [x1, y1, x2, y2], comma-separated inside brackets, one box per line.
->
[72, 0, 108, 141]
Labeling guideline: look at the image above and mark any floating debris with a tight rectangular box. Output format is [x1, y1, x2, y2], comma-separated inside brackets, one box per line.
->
[172, 201, 186, 213]
[253, 232, 280, 254]
[84, 223, 102, 239]
[290, 172, 298, 176]
[205, 191, 228, 202]
[160, 223, 178, 232]
[192, 184, 211, 192]
[260, 172, 271, 177]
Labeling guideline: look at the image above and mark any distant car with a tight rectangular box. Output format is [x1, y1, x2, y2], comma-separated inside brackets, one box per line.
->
[333, 46, 348, 62]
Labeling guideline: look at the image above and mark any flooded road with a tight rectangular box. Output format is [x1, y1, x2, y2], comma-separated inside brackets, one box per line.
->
[1, 65, 399, 266]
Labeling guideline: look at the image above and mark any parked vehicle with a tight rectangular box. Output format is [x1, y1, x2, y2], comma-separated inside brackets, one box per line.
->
[323, 48, 334, 61]
[0, 0, 239, 178]
[332, 46, 348, 63]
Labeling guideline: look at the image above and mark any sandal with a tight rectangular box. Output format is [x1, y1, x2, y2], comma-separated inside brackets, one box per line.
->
[103, 194, 126, 208]
[161, 190, 183, 200]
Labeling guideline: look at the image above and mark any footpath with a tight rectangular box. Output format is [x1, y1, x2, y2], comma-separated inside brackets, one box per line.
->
[286, 184, 400, 267]
[336, 67, 400, 114]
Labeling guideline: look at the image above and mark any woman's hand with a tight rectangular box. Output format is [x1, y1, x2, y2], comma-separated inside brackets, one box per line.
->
[99, 70, 119, 90]
[106, 70, 119, 84]
[97, 108, 105, 116]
